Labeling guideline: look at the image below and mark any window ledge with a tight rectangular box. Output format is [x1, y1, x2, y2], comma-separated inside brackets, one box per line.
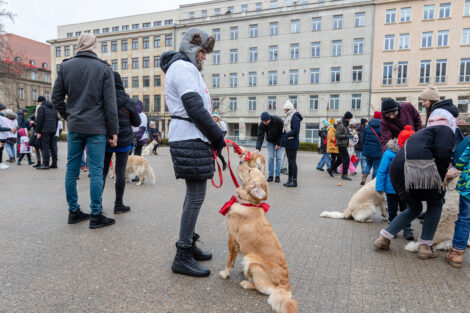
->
[420, 47, 433, 50]
[461, 44, 470, 47]
[398, 48, 410, 51]
[381, 84, 393, 87]
[384, 22, 397, 25]
[383, 49, 395, 52]
[399, 21, 412, 24]
[458, 81, 470, 84]
[436, 46, 449, 49]
[438, 17, 451, 20]
[434, 81, 447, 85]
[422, 18, 435, 22]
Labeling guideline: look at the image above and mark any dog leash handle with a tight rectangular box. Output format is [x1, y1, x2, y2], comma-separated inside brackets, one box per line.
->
[211, 150, 223, 188]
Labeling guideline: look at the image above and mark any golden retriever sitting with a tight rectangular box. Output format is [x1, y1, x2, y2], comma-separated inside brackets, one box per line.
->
[238, 146, 266, 175]
[320, 178, 387, 222]
[219, 163, 298, 313]
[110, 155, 156, 186]
[142, 140, 157, 156]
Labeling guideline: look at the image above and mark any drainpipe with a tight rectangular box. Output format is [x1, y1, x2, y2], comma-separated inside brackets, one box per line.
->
[368, 1, 375, 118]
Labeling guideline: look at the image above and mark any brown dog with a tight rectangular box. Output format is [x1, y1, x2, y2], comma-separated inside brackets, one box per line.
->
[238, 146, 266, 174]
[219, 163, 298, 313]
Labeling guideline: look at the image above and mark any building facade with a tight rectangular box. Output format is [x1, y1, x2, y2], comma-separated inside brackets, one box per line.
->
[0, 34, 51, 110]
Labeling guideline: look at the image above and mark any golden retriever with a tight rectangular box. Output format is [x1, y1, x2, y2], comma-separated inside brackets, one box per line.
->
[320, 178, 387, 222]
[237, 146, 266, 175]
[110, 155, 155, 186]
[142, 140, 157, 156]
[219, 163, 298, 313]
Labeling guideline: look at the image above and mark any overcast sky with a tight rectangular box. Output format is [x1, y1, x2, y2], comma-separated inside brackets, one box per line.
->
[2, 0, 207, 43]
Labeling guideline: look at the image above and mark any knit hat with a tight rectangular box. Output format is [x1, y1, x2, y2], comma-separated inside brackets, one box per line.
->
[381, 98, 399, 113]
[322, 119, 330, 127]
[0, 104, 6, 111]
[373, 111, 382, 119]
[343, 111, 353, 120]
[135, 100, 143, 113]
[260, 112, 271, 121]
[360, 118, 368, 125]
[212, 111, 220, 119]
[18, 128, 27, 137]
[398, 125, 415, 148]
[282, 99, 294, 111]
[37, 96, 45, 102]
[179, 28, 215, 70]
[21, 108, 28, 113]
[113, 71, 124, 90]
[420, 86, 440, 102]
[77, 33, 98, 55]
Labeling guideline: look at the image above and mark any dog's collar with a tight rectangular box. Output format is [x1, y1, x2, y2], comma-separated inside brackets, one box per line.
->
[219, 195, 270, 216]
[244, 151, 251, 161]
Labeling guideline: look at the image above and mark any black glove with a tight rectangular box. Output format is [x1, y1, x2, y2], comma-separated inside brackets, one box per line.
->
[212, 136, 226, 151]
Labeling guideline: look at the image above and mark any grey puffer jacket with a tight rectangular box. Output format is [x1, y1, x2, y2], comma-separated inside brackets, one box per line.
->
[36, 101, 58, 134]
[335, 119, 350, 147]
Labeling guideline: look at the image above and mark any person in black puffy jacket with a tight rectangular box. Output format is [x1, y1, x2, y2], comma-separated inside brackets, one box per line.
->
[35, 96, 58, 169]
[161, 28, 224, 277]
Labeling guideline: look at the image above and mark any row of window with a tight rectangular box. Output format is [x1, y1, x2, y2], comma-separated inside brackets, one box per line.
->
[384, 2, 469, 24]
[120, 75, 162, 89]
[382, 58, 470, 85]
[27, 71, 50, 83]
[109, 56, 162, 70]
[384, 29, 470, 51]
[12, 57, 48, 69]
[65, 20, 174, 38]
[128, 95, 164, 113]
[18, 88, 50, 101]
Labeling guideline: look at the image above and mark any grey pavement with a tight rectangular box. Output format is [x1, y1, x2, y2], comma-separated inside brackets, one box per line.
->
[2, 143, 470, 313]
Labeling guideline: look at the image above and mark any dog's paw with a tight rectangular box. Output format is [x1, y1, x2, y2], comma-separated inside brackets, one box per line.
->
[240, 280, 255, 290]
[219, 270, 230, 279]
[136, 182, 142, 186]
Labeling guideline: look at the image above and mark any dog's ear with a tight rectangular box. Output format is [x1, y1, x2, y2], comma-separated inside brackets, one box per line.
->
[249, 183, 267, 201]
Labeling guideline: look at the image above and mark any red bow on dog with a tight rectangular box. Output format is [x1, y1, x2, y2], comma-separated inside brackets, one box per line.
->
[219, 196, 270, 216]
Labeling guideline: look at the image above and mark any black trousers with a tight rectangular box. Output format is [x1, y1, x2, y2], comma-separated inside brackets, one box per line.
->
[41, 132, 57, 166]
[103, 151, 129, 203]
[0, 141, 4, 163]
[134, 143, 143, 156]
[285, 149, 298, 180]
[331, 146, 349, 176]
[330, 153, 339, 170]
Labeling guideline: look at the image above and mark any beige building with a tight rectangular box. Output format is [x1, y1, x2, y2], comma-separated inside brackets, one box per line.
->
[371, 0, 470, 116]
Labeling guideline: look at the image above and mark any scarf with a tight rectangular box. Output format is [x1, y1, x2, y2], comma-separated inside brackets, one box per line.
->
[283, 109, 297, 133]
[219, 196, 270, 216]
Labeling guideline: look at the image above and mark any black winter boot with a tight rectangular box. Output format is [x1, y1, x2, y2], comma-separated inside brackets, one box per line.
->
[171, 243, 211, 277]
[285, 179, 297, 187]
[267, 176, 274, 182]
[50, 163, 58, 169]
[283, 177, 293, 186]
[114, 201, 131, 214]
[327, 168, 335, 177]
[192, 233, 212, 261]
[403, 226, 414, 241]
[68, 208, 91, 224]
[341, 175, 352, 181]
[33, 162, 41, 168]
[89, 213, 115, 229]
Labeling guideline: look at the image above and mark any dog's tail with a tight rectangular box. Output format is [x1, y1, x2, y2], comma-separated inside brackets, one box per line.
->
[319, 211, 346, 219]
[404, 241, 419, 252]
[144, 162, 156, 184]
[268, 287, 299, 313]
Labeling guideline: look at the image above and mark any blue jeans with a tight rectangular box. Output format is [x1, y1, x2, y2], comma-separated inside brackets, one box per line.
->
[452, 196, 470, 250]
[267, 141, 282, 177]
[363, 156, 382, 178]
[5, 142, 15, 158]
[65, 132, 106, 215]
[316, 153, 331, 170]
[354, 150, 363, 169]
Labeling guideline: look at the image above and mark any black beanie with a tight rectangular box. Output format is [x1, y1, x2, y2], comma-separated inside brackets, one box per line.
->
[361, 118, 367, 125]
[37, 96, 45, 102]
[381, 98, 399, 113]
[343, 111, 353, 120]
[113, 71, 124, 90]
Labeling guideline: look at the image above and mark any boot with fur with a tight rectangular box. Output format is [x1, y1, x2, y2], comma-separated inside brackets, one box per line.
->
[446, 247, 465, 268]
[374, 235, 390, 250]
[417, 244, 437, 259]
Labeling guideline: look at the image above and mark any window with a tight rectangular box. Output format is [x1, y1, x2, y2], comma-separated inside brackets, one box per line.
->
[309, 95, 319, 110]
[230, 27, 238, 40]
[354, 38, 364, 54]
[101, 42, 108, 53]
[353, 66, 363, 82]
[384, 35, 395, 50]
[121, 40, 128, 51]
[214, 8, 220, 16]
[142, 95, 150, 112]
[153, 21, 161, 27]
[329, 95, 339, 110]
[458, 96, 469, 113]
[310, 68, 319, 84]
[122, 25, 129, 31]
[18, 88, 24, 100]
[248, 72, 257, 86]
[112, 60, 118, 71]
[154, 95, 161, 112]
[291, 20, 300, 33]
[399, 33, 410, 49]
[44, 74, 50, 83]
[42, 62, 48, 69]
[256, 3, 262, 11]
[250, 25, 258, 38]
[64, 46, 70, 56]
[213, 50, 220, 64]
[154, 75, 161, 87]
[241, 5, 248, 13]
[154, 36, 161, 48]
[213, 29, 221, 41]
[56, 47, 61, 57]
[436, 59, 447, 83]
[143, 76, 150, 87]
[248, 97, 256, 111]
[268, 96, 277, 110]
[212, 97, 220, 110]
[436, 30, 449, 47]
[229, 97, 237, 110]
[212, 74, 220, 88]
[352, 94, 361, 109]
[131, 24, 139, 30]
[143, 37, 149, 49]
[270, 1, 278, 9]
[460, 58, 470, 82]
[422, 32, 433, 48]
[165, 35, 173, 47]
[289, 70, 298, 85]
[123, 78, 129, 89]
[270, 22, 279, 35]
[333, 15, 343, 29]
[400, 7, 411, 22]
[249, 47, 258, 62]
[75, 31, 82, 37]
[154, 56, 161, 67]
[230, 73, 238, 87]
[332, 40, 342, 56]
[268, 71, 277, 86]
[397, 61, 408, 84]
[383, 62, 393, 85]
[463, 28, 470, 45]
[189, 12, 195, 19]
[227, 6, 234, 13]
[423, 5, 434, 20]
[132, 38, 138, 50]
[230, 49, 238, 63]
[465, 1, 470, 16]
[289, 96, 298, 109]
[420, 60, 431, 83]
[143, 57, 149, 68]
[67, 32, 73, 38]
[31, 72, 37, 80]
[93, 29, 100, 34]
[311, 42, 320, 57]
[45, 91, 50, 101]
[331, 67, 341, 82]
[131, 77, 139, 88]
[386, 9, 396, 23]
[32, 90, 37, 101]
[121, 59, 128, 70]
[109, 41, 117, 52]
[312, 17, 321, 31]
[290, 44, 299, 59]
[439, 3, 451, 18]
[269, 46, 278, 61]
[132, 57, 139, 69]
[355, 12, 365, 27]
[73, 45, 77, 55]
[202, 10, 207, 17]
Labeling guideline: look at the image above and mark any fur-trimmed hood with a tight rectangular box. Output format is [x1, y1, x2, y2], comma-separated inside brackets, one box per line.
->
[5, 111, 17, 120]
[179, 28, 215, 70]
[386, 139, 399, 153]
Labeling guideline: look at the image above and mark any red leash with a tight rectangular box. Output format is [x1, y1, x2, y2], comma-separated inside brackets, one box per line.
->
[211, 139, 244, 189]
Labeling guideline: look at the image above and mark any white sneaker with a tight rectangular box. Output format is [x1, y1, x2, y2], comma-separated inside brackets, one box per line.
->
[0, 162, 10, 169]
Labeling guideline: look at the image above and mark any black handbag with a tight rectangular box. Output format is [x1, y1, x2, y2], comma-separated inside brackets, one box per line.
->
[29, 130, 41, 148]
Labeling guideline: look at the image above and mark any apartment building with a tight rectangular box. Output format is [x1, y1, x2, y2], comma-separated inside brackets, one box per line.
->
[371, 0, 470, 116]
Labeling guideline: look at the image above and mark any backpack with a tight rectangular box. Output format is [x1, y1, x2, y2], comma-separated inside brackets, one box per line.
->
[453, 135, 470, 165]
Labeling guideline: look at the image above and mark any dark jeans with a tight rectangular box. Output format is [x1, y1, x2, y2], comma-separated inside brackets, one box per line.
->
[386, 193, 406, 222]
[134, 144, 143, 156]
[103, 151, 129, 203]
[285, 149, 298, 180]
[18, 153, 32, 163]
[177, 179, 207, 248]
[330, 153, 339, 170]
[0, 143, 4, 163]
[41, 132, 57, 166]
[35, 146, 41, 164]
[386, 198, 443, 241]
[331, 146, 350, 176]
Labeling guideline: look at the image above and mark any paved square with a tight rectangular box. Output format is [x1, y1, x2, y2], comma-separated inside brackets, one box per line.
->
[2, 144, 470, 312]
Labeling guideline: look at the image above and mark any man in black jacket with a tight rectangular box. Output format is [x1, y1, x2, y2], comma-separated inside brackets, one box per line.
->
[255, 112, 284, 182]
[35, 96, 58, 170]
[52, 33, 119, 229]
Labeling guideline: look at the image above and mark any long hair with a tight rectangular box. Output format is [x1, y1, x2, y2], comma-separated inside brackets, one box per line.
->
[425, 100, 439, 126]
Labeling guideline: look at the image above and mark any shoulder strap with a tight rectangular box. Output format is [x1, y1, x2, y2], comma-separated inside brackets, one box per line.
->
[371, 127, 381, 142]
[404, 141, 407, 161]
